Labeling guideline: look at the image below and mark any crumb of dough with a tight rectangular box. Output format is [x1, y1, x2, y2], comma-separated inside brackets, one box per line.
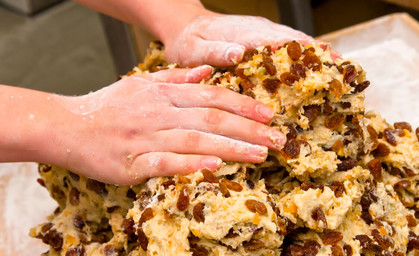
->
[31, 41, 419, 256]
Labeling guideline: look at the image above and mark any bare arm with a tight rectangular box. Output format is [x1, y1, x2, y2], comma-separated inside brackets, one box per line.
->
[73, 0, 316, 67]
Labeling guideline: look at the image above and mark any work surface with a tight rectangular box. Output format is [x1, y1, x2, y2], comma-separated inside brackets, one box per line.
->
[1, 13, 419, 256]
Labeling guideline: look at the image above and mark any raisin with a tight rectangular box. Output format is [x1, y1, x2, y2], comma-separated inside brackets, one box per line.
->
[302, 50, 322, 71]
[328, 181, 346, 197]
[404, 168, 415, 177]
[262, 54, 276, 75]
[287, 41, 302, 61]
[341, 102, 351, 109]
[361, 211, 374, 225]
[301, 181, 323, 191]
[282, 139, 300, 159]
[287, 244, 305, 256]
[304, 240, 320, 256]
[311, 207, 327, 227]
[280, 72, 299, 86]
[329, 79, 343, 99]
[69, 188, 80, 206]
[303, 105, 321, 124]
[367, 159, 382, 180]
[235, 69, 256, 92]
[41, 222, 53, 233]
[324, 113, 345, 130]
[343, 65, 356, 84]
[44, 229, 63, 251]
[371, 229, 392, 249]
[39, 164, 52, 173]
[193, 203, 205, 223]
[394, 180, 411, 190]
[126, 188, 136, 199]
[221, 179, 243, 192]
[343, 244, 353, 256]
[321, 231, 343, 245]
[245, 199, 267, 215]
[106, 206, 120, 213]
[243, 48, 258, 62]
[201, 169, 218, 183]
[137, 228, 148, 251]
[103, 245, 119, 256]
[262, 78, 281, 94]
[355, 234, 382, 253]
[331, 245, 343, 256]
[406, 214, 417, 227]
[285, 124, 298, 140]
[137, 191, 152, 210]
[224, 228, 239, 238]
[73, 215, 85, 230]
[290, 62, 306, 78]
[190, 245, 209, 256]
[69, 172, 80, 182]
[337, 158, 358, 172]
[122, 218, 135, 235]
[51, 185, 66, 201]
[354, 80, 370, 93]
[86, 179, 108, 196]
[37, 178, 46, 187]
[162, 180, 175, 189]
[416, 127, 419, 141]
[372, 143, 390, 157]
[66, 245, 86, 256]
[408, 232, 419, 251]
[219, 182, 231, 198]
[394, 122, 412, 132]
[384, 129, 397, 146]
[243, 239, 265, 251]
[139, 208, 154, 225]
[177, 186, 189, 211]
[246, 180, 255, 189]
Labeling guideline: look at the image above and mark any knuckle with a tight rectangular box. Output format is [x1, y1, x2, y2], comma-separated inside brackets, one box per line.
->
[203, 108, 223, 126]
[185, 131, 201, 148]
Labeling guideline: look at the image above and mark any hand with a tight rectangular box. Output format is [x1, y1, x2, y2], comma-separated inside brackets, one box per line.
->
[163, 14, 315, 67]
[57, 66, 286, 185]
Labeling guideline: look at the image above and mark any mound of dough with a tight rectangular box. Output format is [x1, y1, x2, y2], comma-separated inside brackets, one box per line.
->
[31, 41, 419, 256]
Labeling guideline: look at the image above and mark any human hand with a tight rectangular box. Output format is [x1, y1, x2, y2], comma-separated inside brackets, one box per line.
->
[56, 66, 286, 185]
[163, 14, 316, 67]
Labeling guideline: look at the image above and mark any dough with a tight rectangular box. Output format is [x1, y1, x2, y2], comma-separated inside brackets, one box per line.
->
[31, 41, 419, 256]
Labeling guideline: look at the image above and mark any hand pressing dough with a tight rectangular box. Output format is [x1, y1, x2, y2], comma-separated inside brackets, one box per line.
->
[31, 41, 419, 256]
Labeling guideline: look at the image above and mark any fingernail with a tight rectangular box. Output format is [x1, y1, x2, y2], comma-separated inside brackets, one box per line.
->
[187, 65, 213, 82]
[249, 145, 268, 162]
[256, 104, 274, 120]
[268, 129, 286, 149]
[202, 157, 222, 171]
[226, 45, 245, 63]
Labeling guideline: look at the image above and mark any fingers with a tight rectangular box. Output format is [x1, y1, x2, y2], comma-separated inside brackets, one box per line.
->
[126, 152, 222, 185]
[136, 65, 213, 83]
[152, 129, 268, 163]
[179, 38, 245, 67]
[163, 108, 285, 150]
[156, 83, 274, 123]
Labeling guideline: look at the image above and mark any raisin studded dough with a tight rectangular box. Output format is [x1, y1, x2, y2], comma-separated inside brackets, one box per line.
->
[31, 41, 419, 256]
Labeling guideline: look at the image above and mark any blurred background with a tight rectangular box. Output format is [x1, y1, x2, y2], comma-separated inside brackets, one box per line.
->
[0, 0, 418, 95]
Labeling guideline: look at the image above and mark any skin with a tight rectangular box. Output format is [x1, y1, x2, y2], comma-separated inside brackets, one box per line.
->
[1, 0, 337, 185]
[0, 67, 285, 185]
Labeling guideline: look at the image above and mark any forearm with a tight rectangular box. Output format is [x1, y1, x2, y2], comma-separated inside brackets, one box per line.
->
[0, 85, 69, 166]
[73, 0, 213, 43]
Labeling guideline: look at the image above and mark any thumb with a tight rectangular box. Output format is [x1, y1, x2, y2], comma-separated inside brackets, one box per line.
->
[178, 39, 245, 67]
